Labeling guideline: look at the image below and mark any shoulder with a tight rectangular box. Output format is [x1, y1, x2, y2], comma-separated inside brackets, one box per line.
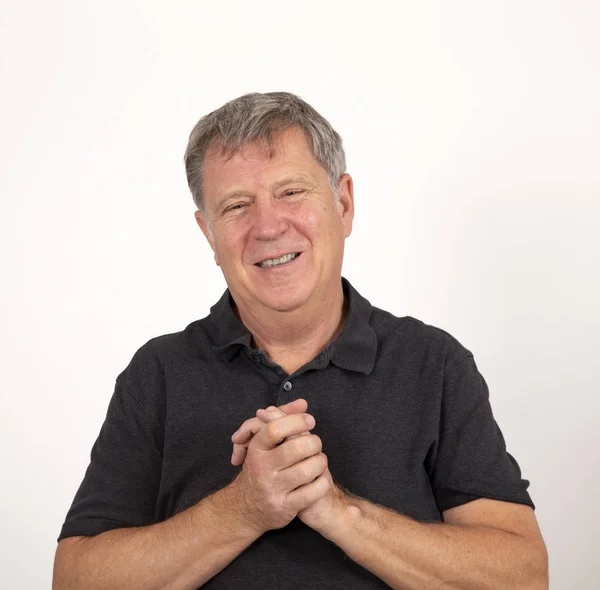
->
[369, 304, 474, 372]
[135, 316, 212, 358]
[117, 315, 214, 392]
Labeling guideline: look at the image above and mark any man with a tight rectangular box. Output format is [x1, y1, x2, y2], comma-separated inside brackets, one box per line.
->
[53, 92, 548, 589]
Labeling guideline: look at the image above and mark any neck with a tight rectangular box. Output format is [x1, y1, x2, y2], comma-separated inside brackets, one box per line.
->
[235, 283, 347, 375]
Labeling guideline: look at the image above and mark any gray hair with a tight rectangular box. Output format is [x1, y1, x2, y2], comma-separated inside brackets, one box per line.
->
[183, 92, 346, 216]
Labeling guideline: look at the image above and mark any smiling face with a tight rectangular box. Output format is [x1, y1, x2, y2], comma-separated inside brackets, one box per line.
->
[195, 126, 354, 317]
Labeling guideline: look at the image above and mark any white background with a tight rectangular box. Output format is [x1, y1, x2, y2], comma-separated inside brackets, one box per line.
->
[1, 1, 598, 588]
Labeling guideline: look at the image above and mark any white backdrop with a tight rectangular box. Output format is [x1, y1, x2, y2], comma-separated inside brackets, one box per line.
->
[1, 1, 598, 588]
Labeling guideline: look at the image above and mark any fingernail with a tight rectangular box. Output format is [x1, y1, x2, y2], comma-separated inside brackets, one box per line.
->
[305, 415, 315, 428]
[231, 430, 239, 441]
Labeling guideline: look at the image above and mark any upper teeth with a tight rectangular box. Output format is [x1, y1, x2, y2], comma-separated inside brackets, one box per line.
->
[258, 253, 298, 268]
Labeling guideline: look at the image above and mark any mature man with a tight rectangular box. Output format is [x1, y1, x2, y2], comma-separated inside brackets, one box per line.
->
[53, 92, 548, 589]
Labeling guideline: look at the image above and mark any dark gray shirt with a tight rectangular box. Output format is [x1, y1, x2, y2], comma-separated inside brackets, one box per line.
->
[58, 278, 534, 589]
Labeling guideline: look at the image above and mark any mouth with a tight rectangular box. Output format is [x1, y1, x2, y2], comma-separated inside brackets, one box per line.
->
[255, 252, 301, 269]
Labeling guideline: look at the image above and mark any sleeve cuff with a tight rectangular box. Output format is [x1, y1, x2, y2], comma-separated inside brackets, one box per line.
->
[435, 484, 535, 514]
[57, 517, 132, 543]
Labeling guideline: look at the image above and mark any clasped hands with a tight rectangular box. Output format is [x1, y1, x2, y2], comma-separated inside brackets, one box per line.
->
[229, 398, 347, 534]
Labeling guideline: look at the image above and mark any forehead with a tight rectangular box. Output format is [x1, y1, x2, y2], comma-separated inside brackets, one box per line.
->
[202, 127, 325, 201]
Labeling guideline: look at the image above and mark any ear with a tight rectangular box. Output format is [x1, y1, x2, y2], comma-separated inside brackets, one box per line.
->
[336, 173, 355, 238]
[194, 210, 220, 266]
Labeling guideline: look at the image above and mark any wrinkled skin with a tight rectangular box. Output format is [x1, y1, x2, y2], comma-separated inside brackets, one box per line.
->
[231, 398, 346, 532]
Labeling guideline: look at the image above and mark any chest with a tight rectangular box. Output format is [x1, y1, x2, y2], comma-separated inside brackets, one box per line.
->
[155, 357, 444, 523]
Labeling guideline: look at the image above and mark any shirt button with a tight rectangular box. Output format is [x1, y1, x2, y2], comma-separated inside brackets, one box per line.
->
[252, 354, 261, 363]
[283, 381, 293, 391]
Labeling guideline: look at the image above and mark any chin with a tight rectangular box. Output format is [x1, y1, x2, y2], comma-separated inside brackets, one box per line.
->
[257, 290, 310, 313]
[246, 278, 315, 313]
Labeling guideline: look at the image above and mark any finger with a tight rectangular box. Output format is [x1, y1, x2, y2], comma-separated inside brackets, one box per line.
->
[274, 432, 323, 469]
[231, 438, 251, 465]
[231, 409, 286, 446]
[230, 400, 309, 466]
[268, 398, 307, 415]
[280, 452, 328, 491]
[231, 410, 287, 466]
[232, 407, 310, 466]
[257, 408, 310, 440]
[252, 413, 316, 451]
[230, 417, 270, 466]
[231, 416, 272, 444]
[231, 398, 306, 443]
[284, 473, 331, 514]
[257, 407, 286, 420]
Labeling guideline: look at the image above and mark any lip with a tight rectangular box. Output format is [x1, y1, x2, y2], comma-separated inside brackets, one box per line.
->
[253, 251, 302, 266]
[253, 251, 303, 270]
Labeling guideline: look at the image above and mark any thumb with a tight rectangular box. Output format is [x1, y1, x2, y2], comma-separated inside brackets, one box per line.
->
[274, 398, 307, 415]
[256, 406, 309, 440]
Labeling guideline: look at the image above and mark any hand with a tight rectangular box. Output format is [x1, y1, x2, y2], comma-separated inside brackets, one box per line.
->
[229, 406, 330, 535]
[230, 398, 310, 466]
[231, 401, 347, 533]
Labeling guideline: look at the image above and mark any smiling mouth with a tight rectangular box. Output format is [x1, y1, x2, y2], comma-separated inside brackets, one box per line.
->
[256, 252, 301, 269]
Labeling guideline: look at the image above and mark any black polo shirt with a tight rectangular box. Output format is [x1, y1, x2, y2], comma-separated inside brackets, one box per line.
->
[58, 277, 534, 589]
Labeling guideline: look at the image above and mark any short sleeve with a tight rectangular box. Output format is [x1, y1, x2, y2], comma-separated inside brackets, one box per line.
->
[57, 378, 163, 541]
[429, 354, 535, 514]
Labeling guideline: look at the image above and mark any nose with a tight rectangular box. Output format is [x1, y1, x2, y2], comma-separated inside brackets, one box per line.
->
[249, 197, 288, 241]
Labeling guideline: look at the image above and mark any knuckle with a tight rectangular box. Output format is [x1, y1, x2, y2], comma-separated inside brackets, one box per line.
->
[236, 419, 254, 439]
[318, 474, 330, 493]
[280, 492, 296, 513]
[299, 435, 321, 454]
[296, 464, 309, 480]
[312, 435, 323, 452]
[265, 421, 282, 440]
[270, 472, 283, 493]
[244, 416, 257, 429]
[319, 452, 327, 469]
[294, 437, 313, 456]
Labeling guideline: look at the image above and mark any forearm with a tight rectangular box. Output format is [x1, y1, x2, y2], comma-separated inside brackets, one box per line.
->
[53, 481, 261, 590]
[321, 499, 548, 590]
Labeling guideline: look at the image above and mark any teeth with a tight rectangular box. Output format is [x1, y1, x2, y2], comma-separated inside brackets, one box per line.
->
[258, 252, 298, 268]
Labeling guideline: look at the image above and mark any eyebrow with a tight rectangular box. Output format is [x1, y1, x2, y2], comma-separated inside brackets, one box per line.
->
[271, 175, 315, 191]
[214, 175, 315, 212]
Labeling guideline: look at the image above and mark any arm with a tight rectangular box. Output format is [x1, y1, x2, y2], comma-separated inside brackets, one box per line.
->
[53, 372, 245, 590]
[53, 479, 261, 590]
[318, 494, 548, 590]
[323, 351, 548, 588]
[236, 402, 548, 589]
[55, 405, 327, 590]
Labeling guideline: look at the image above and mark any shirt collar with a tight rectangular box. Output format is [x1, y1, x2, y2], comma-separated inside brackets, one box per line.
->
[208, 277, 377, 374]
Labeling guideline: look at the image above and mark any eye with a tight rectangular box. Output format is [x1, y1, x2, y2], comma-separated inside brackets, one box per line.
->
[282, 189, 303, 198]
[224, 203, 246, 213]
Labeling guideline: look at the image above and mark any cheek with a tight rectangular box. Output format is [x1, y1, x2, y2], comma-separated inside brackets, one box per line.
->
[295, 204, 327, 236]
[302, 207, 343, 243]
[300, 213, 320, 235]
[213, 231, 243, 265]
